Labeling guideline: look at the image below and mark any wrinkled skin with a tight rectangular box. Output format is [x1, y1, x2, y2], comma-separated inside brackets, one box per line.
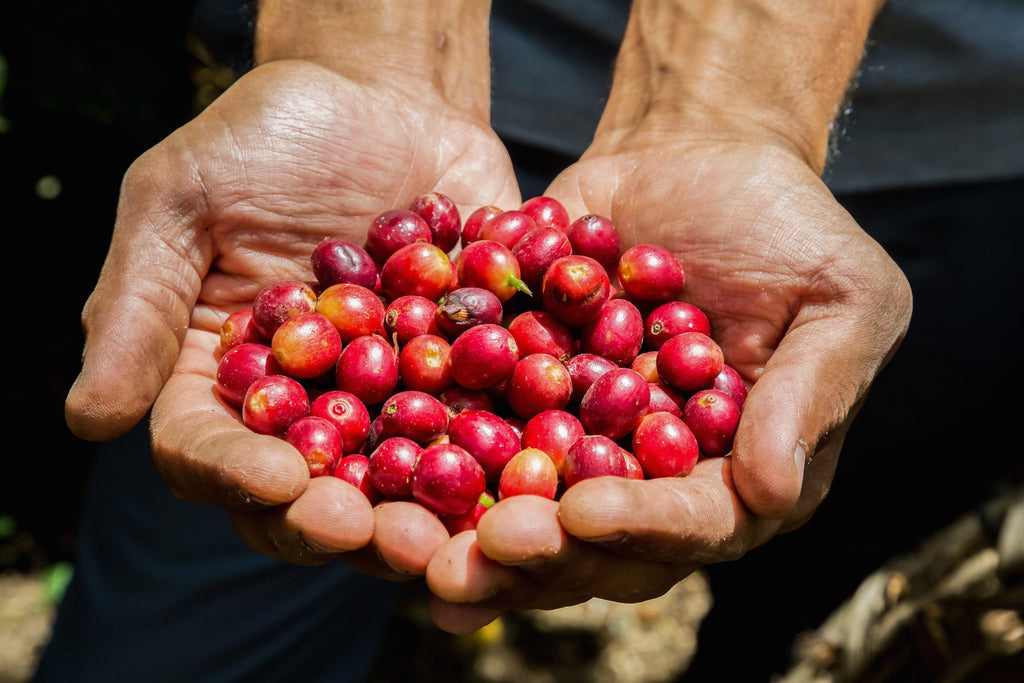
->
[426, 129, 912, 633]
[65, 60, 521, 576]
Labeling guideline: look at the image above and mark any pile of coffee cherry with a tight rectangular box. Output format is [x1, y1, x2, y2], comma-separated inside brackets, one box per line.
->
[215, 192, 747, 533]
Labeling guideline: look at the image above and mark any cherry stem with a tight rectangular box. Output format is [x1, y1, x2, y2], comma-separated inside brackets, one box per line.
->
[508, 275, 533, 297]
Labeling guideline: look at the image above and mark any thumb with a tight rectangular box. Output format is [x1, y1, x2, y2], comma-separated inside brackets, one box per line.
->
[731, 299, 908, 519]
[65, 159, 207, 441]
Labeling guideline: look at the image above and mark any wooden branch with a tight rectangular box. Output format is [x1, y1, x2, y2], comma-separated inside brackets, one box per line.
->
[780, 482, 1024, 683]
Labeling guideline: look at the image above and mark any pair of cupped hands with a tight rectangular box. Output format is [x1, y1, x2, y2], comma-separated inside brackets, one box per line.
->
[65, 60, 911, 634]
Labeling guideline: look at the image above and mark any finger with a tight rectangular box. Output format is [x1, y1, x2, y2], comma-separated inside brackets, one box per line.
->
[730, 285, 907, 518]
[233, 499, 450, 578]
[230, 490, 451, 573]
[154, 416, 312, 507]
[149, 325, 314, 509]
[555, 459, 781, 564]
[423, 528, 520, 618]
[370, 500, 451, 576]
[66, 159, 207, 441]
[452, 495, 686, 606]
[228, 476, 375, 565]
[426, 530, 521, 633]
[426, 529, 524, 604]
[428, 594, 505, 635]
[317, 500, 452, 581]
[778, 418, 844, 534]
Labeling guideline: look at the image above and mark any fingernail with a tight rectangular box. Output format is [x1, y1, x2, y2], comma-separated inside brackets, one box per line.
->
[511, 557, 547, 570]
[794, 442, 808, 479]
[376, 549, 414, 577]
[297, 532, 336, 555]
[470, 587, 502, 604]
[581, 532, 627, 544]
[234, 487, 276, 507]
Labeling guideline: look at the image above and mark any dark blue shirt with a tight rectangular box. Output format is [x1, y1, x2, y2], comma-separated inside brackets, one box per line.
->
[488, 0, 1024, 193]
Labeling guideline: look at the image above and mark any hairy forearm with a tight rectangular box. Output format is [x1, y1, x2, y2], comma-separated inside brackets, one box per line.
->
[253, 0, 492, 118]
[599, 0, 886, 172]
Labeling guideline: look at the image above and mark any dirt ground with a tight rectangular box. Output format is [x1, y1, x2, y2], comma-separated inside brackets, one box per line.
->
[7, 489, 1024, 683]
[0, 564, 713, 683]
[0, 571, 58, 683]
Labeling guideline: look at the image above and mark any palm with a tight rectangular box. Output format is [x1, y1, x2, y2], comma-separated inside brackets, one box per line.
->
[89, 59, 521, 571]
[552, 137, 915, 520]
[425, 139, 911, 633]
[548, 140, 892, 386]
[180, 61, 520, 311]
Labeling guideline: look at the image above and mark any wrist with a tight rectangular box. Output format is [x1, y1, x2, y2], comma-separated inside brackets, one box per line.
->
[594, 0, 885, 173]
[253, 0, 492, 121]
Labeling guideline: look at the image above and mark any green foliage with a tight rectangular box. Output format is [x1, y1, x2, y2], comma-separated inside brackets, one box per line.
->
[43, 562, 74, 605]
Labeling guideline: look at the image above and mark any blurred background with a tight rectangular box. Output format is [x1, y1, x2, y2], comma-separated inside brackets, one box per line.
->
[2, 1, 1023, 682]
[0, 3, 221, 678]
[1, 1, 204, 566]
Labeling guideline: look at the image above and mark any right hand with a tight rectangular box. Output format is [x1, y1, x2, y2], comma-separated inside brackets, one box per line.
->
[64, 58, 521, 573]
[426, 132, 912, 633]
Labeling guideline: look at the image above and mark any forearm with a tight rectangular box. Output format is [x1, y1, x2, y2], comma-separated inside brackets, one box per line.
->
[598, 0, 886, 172]
[254, 0, 492, 118]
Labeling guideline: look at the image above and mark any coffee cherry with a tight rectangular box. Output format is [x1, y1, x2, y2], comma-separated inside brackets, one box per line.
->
[478, 209, 537, 249]
[519, 195, 570, 232]
[379, 390, 449, 444]
[505, 353, 572, 420]
[216, 342, 280, 407]
[433, 287, 503, 339]
[644, 301, 711, 349]
[617, 244, 685, 303]
[461, 205, 502, 248]
[285, 415, 344, 478]
[448, 323, 519, 391]
[365, 209, 432, 263]
[563, 435, 631, 489]
[409, 191, 461, 254]
[398, 334, 454, 395]
[222, 193, 754, 525]
[220, 308, 265, 349]
[566, 214, 620, 274]
[334, 334, 399, 407]
[410, 443, 487, 516]
[310, 390, 371, 455]
[271, 311, 343, 379]
[380, 241, 453, 301]
[311, 237, 378, 290]
[631, 412, 699, 478]
[316, 283, 385, 343]
[456, 240, 532, 302]
[498, 448, 559, 501]
[521, 410, 584, 476]
[242, 374, 310, 437]
[579, 367, 651, 441]
[578, 298, 644, 367]
[683, 389, 741, 457]
[368, 436, 422, 499]
[446, 409, 522, 482]
[656, 331, 725, 393]
[541, 255, 611, 327]
[251, 280, 318, 339]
